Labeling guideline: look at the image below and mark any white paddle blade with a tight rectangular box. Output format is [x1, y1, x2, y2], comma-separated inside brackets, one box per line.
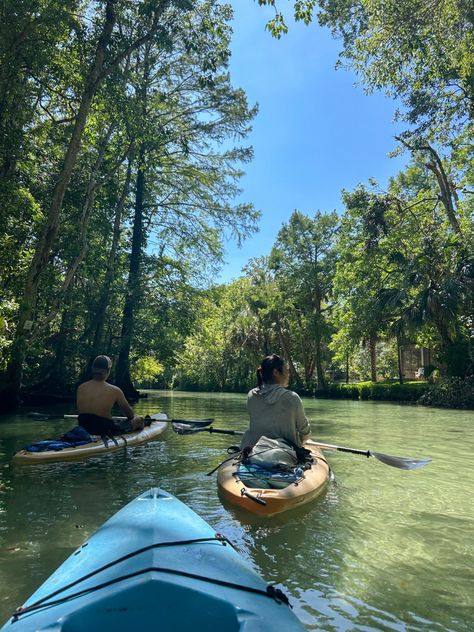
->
[371, 452, 432, 470]
[172, 422, 210, 435]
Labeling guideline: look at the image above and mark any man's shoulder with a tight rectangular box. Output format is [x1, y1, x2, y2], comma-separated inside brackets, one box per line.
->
[105, 382, 123, 395]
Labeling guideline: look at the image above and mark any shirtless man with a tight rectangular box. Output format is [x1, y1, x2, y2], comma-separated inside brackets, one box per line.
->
[76, 355, 144, 436]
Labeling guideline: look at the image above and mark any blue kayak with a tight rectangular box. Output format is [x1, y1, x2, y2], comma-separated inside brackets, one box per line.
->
[2, 489, 306, 631]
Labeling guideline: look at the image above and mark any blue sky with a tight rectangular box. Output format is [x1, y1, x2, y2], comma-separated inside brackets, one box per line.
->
[217, 2, 409, 282]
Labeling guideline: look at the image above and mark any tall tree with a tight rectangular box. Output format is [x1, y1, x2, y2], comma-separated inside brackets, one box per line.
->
[269, 210, 339, 389]
[113, 1, 259, 394]
[0, 0, 189, 409]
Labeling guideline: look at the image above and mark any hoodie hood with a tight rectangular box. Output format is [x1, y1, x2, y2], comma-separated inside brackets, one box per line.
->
[251, 383, 287, 405]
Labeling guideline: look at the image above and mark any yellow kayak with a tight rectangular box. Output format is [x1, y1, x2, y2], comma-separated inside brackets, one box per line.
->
[217, 443, 330, 517]
[13, 414, 168, 464]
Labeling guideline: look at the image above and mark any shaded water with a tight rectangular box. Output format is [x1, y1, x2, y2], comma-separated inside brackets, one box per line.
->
[0, 391, 472, 630]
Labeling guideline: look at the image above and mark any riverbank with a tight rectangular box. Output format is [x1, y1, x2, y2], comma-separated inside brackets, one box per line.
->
[315, 377, 474, 410]
[12, 376, 472, 411]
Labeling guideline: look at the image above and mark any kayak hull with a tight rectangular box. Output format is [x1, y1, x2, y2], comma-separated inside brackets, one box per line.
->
[12, 418, 167, 464]
[2, 488, 305, 631]
[217, 443, 330, 516]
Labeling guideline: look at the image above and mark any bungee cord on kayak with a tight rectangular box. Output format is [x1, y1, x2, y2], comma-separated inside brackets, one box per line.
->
[11, 526, 293, 623]
[13, 567, 293, 622]
[13, 534, 236, 617]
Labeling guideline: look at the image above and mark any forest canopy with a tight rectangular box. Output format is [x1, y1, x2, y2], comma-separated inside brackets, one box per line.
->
[0, 0, 472, 409]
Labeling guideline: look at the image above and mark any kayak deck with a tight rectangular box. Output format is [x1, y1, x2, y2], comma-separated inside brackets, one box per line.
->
[12, 418, 167, 464]
[217, 443, 330, 516]
[2, 488, 305, 631]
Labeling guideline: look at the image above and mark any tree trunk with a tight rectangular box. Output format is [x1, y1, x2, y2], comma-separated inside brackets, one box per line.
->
[114, 148, 146, 398]
[314, 328, 326, 389]
[46, 297, 75, 395]
[425, 152, 462, 237]
[397, 334, 404, 384]
[313, 296, 326, 390]
[33, 125, 117, 343]
[275, 318, 304, 389]
[369, 336, 377, 382]
[84, 157, 133, 378]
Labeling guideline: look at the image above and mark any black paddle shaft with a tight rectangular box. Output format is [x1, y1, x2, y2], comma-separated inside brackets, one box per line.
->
[335, 446, 371, 458]
[209, 427, 243, 436]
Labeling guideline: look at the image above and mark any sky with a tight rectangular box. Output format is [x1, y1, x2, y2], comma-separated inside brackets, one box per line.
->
[217, 1, 409, 282]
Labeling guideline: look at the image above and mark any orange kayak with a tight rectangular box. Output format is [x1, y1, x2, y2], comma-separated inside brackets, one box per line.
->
[217, 443, 330, 516]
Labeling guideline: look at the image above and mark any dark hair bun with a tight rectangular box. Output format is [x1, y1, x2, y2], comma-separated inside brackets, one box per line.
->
[257, 354, 285, 386]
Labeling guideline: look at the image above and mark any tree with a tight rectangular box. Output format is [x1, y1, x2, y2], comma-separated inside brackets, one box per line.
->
[113, 1, 259, 394]
[0, 0, 182, 409]
[0, 0, 260, 408]
[257, 1, 474, 144]
[332, 187, 397, 382]
[270, 210, 339, 389]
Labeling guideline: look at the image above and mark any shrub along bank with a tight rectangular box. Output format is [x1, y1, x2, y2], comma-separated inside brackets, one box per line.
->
[316, 379, 474, 409]
[418, 377, 474, 409]
[317, 381, 428, 402]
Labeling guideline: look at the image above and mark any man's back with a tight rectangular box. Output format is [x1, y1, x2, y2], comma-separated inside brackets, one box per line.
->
[77, 379, 124, 419]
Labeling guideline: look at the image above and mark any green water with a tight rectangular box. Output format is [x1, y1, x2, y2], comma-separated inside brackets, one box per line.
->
[0, 391, 472, 630]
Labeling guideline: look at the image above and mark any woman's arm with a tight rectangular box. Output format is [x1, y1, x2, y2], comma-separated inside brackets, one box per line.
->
[294, 394, 311, 443]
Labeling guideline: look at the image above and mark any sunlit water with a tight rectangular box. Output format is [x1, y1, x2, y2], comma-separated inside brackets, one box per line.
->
[0, 391, 472, 630]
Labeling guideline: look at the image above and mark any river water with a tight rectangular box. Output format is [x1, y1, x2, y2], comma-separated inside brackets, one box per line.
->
[0, 391, 472, 630]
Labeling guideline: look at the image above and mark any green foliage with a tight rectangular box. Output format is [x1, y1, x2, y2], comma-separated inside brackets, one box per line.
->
[130, 356, 165, 386]
[1, 0, 472, 409]
[419, 377, 474, 409]
[0, 0, 259, 401]
[269, 210, 339, 389]
[320, 381, 429, 402]
[0, 299, 17, 370]
[176, 279, 263, 391]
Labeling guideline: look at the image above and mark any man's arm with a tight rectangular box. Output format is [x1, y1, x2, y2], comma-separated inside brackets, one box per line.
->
[115, 388, 136, 419]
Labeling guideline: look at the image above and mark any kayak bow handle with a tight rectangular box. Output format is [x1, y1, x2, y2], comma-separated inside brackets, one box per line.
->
[241, 488, 266, 506]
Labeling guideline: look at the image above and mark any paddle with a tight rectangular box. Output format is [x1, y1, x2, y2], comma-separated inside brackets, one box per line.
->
[173, 423, 431, 470]
[306, 440, 431, 470]
[26, 412, 214, 428]
[172, 422, 244, 436]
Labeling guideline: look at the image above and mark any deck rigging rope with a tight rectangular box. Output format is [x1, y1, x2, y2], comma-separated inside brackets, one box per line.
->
[12, 534, 292, 621]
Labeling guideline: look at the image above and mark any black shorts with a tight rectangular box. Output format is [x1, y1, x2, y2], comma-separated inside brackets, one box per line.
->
[78, 413, 132, 436]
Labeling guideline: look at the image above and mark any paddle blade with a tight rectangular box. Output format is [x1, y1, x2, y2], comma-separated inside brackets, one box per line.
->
[370, 451, 432, 470]
[149, 414, 213, 428]
[172, 422, 211, 435]
[172, 418, 214, 427]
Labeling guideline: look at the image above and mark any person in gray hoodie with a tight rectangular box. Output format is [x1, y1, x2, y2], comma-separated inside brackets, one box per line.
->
[241, 354, 311, 449]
